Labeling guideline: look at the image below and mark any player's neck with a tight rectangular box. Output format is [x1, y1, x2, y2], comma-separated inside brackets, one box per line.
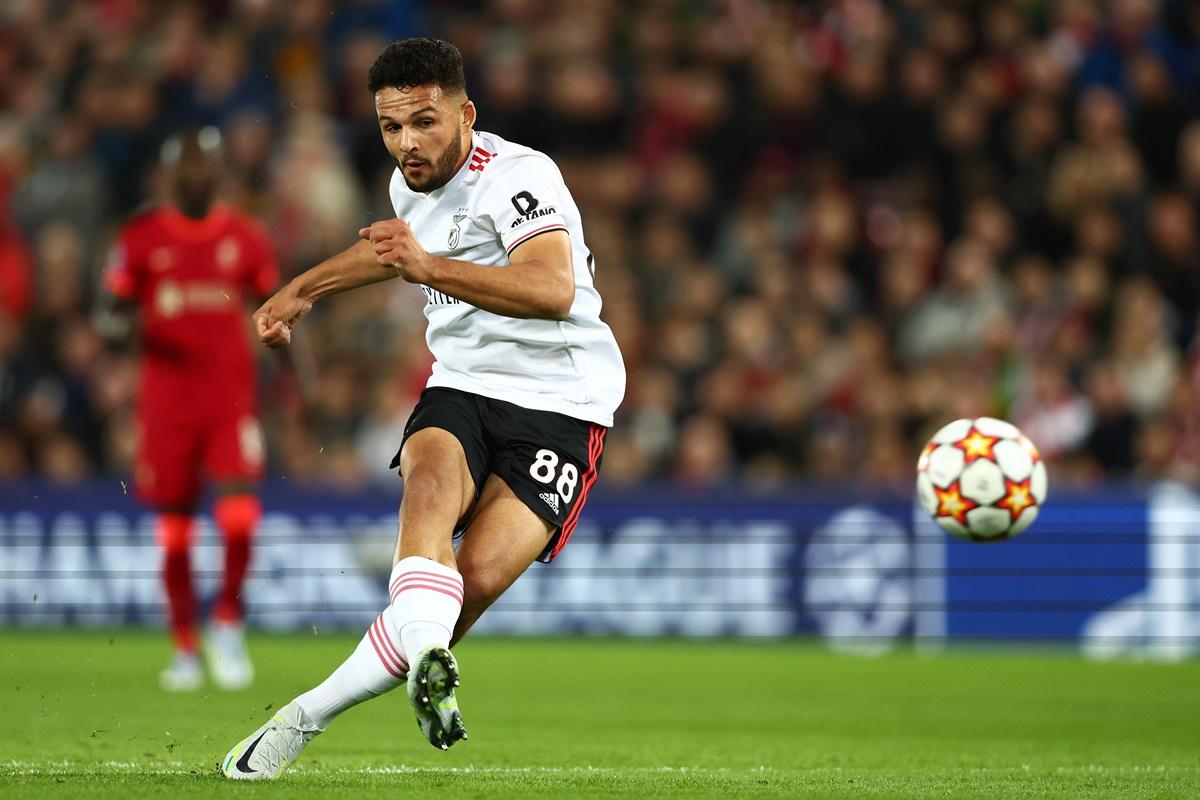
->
[163, 203, 228, 240]
[449, 135, 472, 180]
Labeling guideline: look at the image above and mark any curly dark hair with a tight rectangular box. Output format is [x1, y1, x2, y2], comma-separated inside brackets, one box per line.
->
[368, 38, 466, 95]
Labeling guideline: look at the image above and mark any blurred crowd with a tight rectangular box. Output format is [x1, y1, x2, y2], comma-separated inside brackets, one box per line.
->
[1, 0, 1199, 489]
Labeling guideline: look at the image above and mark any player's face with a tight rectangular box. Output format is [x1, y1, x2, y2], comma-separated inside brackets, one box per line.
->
[171, 140, 219, 219]
[375, 84, 476, 193]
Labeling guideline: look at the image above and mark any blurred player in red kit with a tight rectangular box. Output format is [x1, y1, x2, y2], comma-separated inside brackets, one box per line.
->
[98, 128, 278, 691]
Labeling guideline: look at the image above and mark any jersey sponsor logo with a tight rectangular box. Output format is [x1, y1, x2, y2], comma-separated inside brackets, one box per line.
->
[468, 147, 497, 172]
[217, 237, 241, 271]
[448, 208, 469, 249]
[538, 492, 560, 514]
[153, 280, 238, 317]
[155, 280, 185, 317]
[420, 286, 462, 306]
[509, 191, 558, 228]
[511, 191, 539, 216]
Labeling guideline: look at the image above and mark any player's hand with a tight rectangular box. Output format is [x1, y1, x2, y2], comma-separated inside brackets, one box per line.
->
[253, 284, 313, 349]
[358, 219, 432, 284]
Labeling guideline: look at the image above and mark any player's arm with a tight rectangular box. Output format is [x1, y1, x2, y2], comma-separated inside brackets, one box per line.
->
[362, 220, 574, 321]
[93, 292, 138, 346]
[255, 239, 396, 348]
[93, 231, 141, 347]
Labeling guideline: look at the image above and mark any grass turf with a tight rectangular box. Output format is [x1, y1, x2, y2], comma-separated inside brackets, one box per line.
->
[0, 630, 1196, 798]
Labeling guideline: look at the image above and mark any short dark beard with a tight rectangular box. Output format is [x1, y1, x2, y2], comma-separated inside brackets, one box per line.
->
[399, 127, 464, 193]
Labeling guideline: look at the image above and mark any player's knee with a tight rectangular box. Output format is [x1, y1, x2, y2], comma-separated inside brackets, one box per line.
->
[400, 465, 468, 521]
[460, 568, 507, 612]
[400, 431, 472, 507]
[155, 513, 194, 553]
[214, 494, 261, 540]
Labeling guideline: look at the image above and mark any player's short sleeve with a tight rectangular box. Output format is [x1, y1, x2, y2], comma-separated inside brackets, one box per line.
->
[102, 227, 144, 301]
[478, 155, 570, 257]
[241, 222, 279, 298]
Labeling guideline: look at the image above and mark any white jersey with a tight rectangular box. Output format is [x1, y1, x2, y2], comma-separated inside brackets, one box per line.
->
[388, 130, 625, 426]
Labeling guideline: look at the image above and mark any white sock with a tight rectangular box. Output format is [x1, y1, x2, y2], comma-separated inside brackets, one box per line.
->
[293, 605, 407, 729]
[388, 556, 464, 661]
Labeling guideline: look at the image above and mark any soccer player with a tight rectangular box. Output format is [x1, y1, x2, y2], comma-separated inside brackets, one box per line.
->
[99, 128, 278, 692]
[221, 38, 624, 778]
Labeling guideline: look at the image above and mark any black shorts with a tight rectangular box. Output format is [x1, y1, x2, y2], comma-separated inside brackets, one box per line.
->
[391, 387, 608, 562]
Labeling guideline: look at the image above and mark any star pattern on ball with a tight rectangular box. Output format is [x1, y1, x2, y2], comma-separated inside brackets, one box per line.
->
[1016, 433, 1042, 463]
[954, 428, 1000, 463]
[934, 481, 978, 526]
[995, 477, 1036, 522]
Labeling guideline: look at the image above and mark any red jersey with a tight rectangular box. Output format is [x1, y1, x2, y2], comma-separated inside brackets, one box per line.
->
[105, 205, 278, 400]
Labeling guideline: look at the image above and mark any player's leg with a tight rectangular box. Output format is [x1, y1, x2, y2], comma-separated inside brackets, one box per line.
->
[204, 412, 266, 689]
[389, 426, 476, 749]
[449, 406, 607, 645]
[211, 486, 259, 624]
[450, 474, 556, 646]
[137, 411, 205, 691]
[294, 427, 473, 734]
[224, 392, 483, 778]
[155, 504, 202, 691]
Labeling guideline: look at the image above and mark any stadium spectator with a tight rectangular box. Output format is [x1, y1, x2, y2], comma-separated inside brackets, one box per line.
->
[1, 0, 1198, 485]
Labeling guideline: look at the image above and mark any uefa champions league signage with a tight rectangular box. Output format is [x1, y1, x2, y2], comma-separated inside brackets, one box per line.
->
[0, 482, 1196, 658]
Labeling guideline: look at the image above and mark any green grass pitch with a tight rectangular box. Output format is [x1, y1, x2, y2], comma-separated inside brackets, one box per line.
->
[0, 630, 1197, 798]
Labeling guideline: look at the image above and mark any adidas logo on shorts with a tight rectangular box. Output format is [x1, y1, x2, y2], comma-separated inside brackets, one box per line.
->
[538, 492, 560, 514]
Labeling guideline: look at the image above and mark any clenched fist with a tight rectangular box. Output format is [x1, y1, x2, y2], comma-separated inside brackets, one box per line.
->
[253, 285, 313, 348]
[358, 219, 433, 284]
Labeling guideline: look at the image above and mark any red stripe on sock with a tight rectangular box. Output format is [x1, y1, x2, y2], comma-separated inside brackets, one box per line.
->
[373, 615, 409, 674]
[396, 578, 465, 604]
[391, 581, 464, 604]
[369, 620, 405, 679]
[366, 618, 405, 679]
[389, 572, 464, 597]
[394, 569, 463, 585]
[389, 570, 462, 596]
[367, 618, 405, 681]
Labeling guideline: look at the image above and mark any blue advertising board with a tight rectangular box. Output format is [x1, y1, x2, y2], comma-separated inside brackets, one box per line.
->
[0, 480, 1196, 657]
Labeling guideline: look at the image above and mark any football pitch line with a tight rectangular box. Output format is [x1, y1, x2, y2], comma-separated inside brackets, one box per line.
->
[5, 760, 1199, 777]
[1, 760, 783, 778]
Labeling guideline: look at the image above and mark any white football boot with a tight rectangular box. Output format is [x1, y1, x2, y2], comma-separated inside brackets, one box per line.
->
[159, 650, 204, 692]
[205, 621, 254, 690]
[222, 701, 321, 780]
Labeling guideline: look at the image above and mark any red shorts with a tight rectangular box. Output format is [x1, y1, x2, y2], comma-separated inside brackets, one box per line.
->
[135, 395, 265, 508]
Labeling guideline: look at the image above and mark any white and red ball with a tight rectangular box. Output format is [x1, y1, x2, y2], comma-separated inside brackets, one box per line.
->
[916, 417, 1048, 542]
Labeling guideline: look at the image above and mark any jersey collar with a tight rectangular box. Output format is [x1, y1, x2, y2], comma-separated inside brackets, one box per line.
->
[160, 204, 231, 241]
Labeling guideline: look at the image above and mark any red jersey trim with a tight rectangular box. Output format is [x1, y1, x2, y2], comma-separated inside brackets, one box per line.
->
[467, 147, 498, 173]
[506, 224, 568, 256]
[552, 424, 606, 560]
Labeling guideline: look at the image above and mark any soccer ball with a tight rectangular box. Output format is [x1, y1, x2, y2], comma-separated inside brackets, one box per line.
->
[916, 417, 1048, 542]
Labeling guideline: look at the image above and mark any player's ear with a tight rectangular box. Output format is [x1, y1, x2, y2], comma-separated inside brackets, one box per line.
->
[461, 99, 476, 132]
